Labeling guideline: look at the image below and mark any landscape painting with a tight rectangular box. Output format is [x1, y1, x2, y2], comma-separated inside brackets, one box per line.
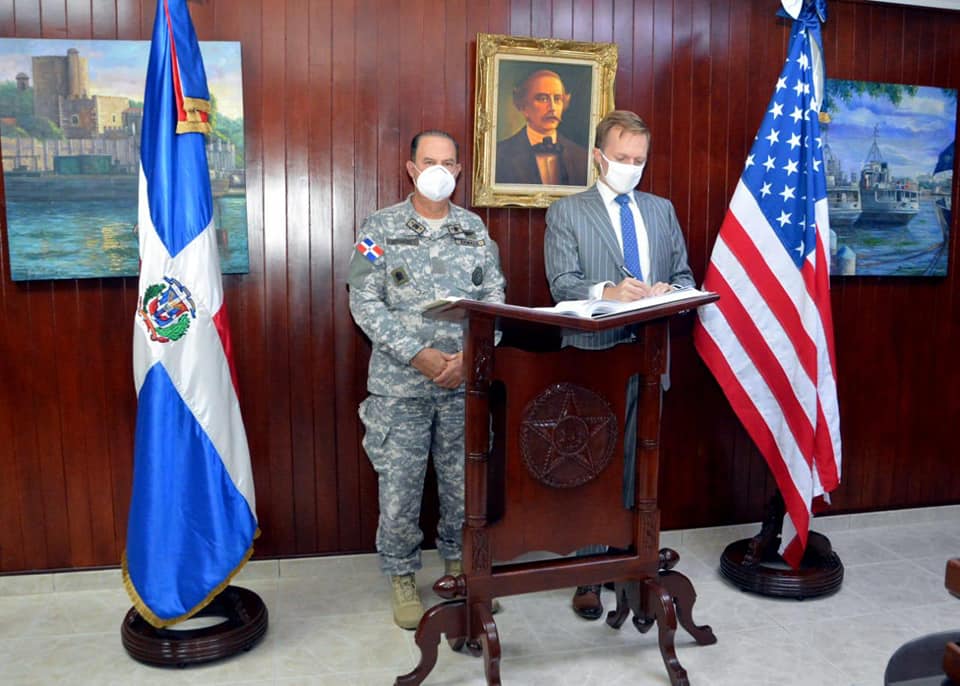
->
[822, 79, 955, 277]
[0, 38, 248, 281]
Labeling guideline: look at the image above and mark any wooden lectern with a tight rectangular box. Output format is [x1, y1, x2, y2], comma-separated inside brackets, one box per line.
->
[396, 294, 719, 686]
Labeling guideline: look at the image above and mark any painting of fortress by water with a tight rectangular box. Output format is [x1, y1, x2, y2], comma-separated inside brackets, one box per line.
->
[0, 38, 247, 281]
[822, 79, 955, 277]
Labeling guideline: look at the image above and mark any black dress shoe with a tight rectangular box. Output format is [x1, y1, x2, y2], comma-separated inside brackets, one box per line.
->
[603, 581, 616, 591]
[572, 585, 603, 620]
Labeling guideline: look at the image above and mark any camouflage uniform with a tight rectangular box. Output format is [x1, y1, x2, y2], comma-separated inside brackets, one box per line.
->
[348, 195, 505, 576]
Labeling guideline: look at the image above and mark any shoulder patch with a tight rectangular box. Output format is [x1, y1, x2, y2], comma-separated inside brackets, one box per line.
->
[356, 237, 384, 262]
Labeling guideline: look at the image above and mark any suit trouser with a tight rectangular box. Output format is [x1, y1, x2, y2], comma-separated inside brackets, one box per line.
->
[359, 392, 465, 576]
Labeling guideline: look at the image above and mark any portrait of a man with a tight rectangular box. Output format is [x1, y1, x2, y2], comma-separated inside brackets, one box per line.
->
[472, 35, 616, 207]
[494, 62, 592, 187]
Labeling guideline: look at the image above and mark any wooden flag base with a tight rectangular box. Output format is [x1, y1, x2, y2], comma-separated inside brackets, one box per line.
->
[719, 493, 843, 600]
[121, 585, 268, 667]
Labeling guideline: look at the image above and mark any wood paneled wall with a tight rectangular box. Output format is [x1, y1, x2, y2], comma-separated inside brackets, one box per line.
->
[1, 0, 958, 573]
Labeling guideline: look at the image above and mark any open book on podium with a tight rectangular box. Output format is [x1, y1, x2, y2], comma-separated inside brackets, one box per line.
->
[540, 286, 711, 319]
[423, 288, 717, 321]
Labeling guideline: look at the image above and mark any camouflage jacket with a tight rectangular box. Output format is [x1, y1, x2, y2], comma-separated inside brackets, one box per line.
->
[348, 196, 506, 397]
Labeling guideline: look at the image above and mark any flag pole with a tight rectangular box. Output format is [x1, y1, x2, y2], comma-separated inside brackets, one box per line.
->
[120, 0, 267, 665]
[693, 0, 844, 598]
[121, 586, 268, 667]
[718, 491, 843, 599]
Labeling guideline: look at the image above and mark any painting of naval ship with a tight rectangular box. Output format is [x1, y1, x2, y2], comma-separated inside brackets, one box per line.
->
[824, 131, 860, 226]
[822, 79, 956, 277]
[857, 125, 920, 224]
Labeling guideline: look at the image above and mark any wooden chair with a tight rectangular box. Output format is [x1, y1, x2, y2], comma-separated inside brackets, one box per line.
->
[883, 556, 960, 685]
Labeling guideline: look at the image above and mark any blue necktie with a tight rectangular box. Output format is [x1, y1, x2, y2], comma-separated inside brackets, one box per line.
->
[615, 193, 643, 281]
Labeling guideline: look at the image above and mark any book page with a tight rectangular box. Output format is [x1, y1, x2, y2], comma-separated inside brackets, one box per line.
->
[548, 287, 711, 319]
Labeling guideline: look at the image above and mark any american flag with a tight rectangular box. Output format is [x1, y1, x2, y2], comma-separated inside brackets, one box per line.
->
[693, 0, 841, 568]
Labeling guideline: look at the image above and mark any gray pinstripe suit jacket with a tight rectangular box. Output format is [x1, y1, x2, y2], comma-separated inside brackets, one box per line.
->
[544, 184, 695, 352]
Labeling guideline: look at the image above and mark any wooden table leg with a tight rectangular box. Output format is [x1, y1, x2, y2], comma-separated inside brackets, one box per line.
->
[472, 602, 501, 686]
[394, 599, 467, 686]
[658, 569, 717, 646]
[644, 578, 689, 686]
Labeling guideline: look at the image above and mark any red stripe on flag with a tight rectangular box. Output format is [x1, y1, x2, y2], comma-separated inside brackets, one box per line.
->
[162, 1, 186, 125]
[814, 402, 839, 491]
[780, 531, 805, 568]
[708, 259, 816, 467]
[720, 211, 817, 383]
[692, 322, 812, 551]
[809, 225, 841, 491]
[813, 229, 839, 375]
[212, 305, 241, 397]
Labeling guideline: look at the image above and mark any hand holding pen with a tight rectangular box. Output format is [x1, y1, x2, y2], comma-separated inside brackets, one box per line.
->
[604, 264, 673, 301]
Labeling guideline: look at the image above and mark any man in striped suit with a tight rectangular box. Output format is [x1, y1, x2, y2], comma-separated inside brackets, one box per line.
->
[544, 109, 694, 620]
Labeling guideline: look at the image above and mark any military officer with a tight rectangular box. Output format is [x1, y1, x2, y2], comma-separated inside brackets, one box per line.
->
[348, 130, 506, 629]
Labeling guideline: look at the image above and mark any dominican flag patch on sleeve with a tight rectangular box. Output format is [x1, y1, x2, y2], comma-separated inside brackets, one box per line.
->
[357, 237, 384, 262]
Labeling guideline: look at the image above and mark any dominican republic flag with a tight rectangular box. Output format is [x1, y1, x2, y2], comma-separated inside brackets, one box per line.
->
[693, 0, 841, 568]
[123, 0, 258, 628]
[357, 237, 384, 262]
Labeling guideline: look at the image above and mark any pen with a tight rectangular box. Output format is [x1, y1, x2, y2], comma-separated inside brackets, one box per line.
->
[618, 264, 638, 280]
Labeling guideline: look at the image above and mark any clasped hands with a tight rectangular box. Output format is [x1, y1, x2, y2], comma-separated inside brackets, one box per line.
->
[603, 277, 673, 302]
[411, 348, 464, 389]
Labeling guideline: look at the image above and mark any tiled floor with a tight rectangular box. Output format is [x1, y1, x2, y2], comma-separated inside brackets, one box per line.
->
[1, 506, 958, 685]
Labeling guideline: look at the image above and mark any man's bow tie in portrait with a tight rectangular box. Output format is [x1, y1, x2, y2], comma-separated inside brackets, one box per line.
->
[532, 137, 562, 153]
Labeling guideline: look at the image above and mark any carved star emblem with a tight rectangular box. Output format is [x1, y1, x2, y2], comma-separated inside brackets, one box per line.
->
[525, 388, 614, 482]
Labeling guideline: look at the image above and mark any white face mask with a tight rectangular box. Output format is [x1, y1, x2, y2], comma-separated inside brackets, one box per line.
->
[414, 164, 457, 202]
[600, 151, 646, 194]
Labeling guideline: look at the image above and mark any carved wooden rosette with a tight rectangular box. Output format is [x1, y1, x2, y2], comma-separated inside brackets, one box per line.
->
[519, 382, 617, 488]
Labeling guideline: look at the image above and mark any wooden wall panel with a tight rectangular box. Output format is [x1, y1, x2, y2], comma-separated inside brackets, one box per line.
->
[1, 0, 959, 573]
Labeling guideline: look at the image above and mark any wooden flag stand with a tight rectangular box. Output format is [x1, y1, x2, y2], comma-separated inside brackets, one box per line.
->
[396, 296, 718, 686]
[121, 585, 268, 667]
[719, 492, 843, 599]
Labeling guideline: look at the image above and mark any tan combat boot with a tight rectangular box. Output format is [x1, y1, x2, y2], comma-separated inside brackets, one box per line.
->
[390, 574, 423, 630]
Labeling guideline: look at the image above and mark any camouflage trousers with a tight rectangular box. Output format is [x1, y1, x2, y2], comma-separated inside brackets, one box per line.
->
[359, 392, 466, 576]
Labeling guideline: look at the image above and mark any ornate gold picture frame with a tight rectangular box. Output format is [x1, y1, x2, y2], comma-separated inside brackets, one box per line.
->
[472, 33, 617, 208]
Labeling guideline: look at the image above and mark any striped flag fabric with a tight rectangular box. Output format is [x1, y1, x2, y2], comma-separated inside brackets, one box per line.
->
[122, 0, 258, 628]
[693, 0, 841, 568]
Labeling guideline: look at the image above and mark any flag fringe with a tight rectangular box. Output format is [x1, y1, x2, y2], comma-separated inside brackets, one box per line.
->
[120, 527, 261, 629]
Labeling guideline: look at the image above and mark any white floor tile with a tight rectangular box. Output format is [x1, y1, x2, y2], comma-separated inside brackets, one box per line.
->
[0, 512, 957, 684]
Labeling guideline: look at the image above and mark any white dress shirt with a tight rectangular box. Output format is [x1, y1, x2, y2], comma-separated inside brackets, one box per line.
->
[589, 180, 651, 299]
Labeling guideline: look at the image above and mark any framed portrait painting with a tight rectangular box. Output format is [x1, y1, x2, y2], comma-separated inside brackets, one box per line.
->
[472, 33, 617, 208]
